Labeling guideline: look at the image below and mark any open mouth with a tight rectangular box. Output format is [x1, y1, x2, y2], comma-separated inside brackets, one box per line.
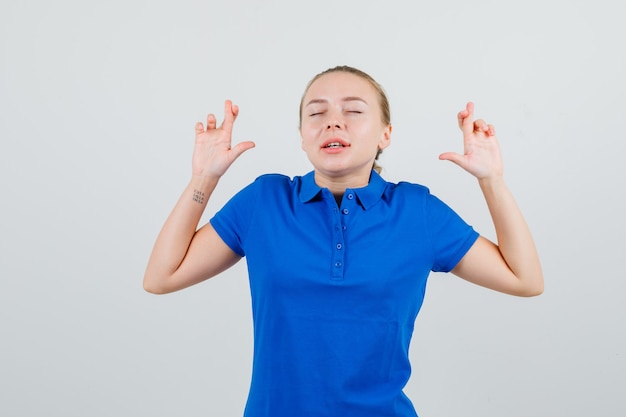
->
[324, 142, 347, 148]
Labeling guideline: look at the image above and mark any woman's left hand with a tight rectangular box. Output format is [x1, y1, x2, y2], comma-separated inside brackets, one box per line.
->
[439, 102, 503, 180]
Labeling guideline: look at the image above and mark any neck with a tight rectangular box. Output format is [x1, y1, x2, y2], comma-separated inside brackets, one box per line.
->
[313, 169, 371, 195]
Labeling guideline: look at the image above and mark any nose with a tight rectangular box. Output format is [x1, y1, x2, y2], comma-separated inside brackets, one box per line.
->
[325, 107, 344, 130]
[326, 116, 344, 130]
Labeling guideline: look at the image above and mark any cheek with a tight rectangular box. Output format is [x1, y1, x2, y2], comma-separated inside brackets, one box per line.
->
[299, 129, 313, 151]
[357, 123, 383, 143]
[302, 119, 322, 132]
[300, 125, 317, 143]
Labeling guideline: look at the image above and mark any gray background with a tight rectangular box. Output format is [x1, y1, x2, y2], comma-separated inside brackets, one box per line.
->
[1, 0, 624, 416]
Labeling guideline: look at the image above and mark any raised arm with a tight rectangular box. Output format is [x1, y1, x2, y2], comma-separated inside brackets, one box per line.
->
[439, 102, 543, 297]
[143, 100, 255, 294]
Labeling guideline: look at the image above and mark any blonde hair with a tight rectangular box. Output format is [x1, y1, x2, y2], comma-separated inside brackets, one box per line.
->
[299, 65, 391, 174]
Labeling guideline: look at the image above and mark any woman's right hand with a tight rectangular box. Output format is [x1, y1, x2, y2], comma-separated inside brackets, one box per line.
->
[192, 100, 256, 179]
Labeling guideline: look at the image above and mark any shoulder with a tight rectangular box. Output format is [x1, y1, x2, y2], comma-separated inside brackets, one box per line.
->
[392, 180, 430, 193]
[248, 173, 302, 192]
[236, 173, 306, 202]
[384, 179, 432, 201]
[252, 173, 294, 186]
[213, 173, 297, 223]
[381, 179, 457, 216]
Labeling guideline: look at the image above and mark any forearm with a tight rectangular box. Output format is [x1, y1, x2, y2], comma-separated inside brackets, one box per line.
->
[479, 176, 544, 295]
[143, 175, 220, 290]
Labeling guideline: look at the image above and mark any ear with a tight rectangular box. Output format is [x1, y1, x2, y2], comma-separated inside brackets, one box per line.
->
[378, 124, 392, 150]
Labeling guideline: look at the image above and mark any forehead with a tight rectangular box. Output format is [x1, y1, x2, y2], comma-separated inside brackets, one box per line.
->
[304, 71, 378, 102]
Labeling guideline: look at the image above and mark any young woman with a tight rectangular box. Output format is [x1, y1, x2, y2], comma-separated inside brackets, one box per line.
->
[144, 65, 543, 417]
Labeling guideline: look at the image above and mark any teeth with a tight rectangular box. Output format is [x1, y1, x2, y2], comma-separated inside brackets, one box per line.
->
[325, 142, 343, 148]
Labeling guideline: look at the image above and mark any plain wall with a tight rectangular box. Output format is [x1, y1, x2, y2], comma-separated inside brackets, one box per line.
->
[1, 0, 624, 416]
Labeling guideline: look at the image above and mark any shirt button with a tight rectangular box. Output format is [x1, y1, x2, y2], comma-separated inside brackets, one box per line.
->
[347, 193, 354, 200]
[342, 225, 347, 230]
[342, 208, 349, 215]
[336, 243, 342, 250]
[334, 262, 342, 268]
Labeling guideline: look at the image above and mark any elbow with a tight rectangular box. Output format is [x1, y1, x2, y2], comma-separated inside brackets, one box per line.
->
[521, 285, 544, 297]
[143, 281, 161, 295]
[143, 273, 170, 295]
[533, 282, 545, 296]
[143, 282, 165, 295]
[517, 276, 544, 297]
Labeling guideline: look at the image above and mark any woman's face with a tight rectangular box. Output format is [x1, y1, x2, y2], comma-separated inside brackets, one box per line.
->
[300, 71, 391, 184]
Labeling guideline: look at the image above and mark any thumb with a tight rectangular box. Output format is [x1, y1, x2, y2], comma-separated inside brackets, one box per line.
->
[438, 151, 464, 167]
[230, 141, 256, 159]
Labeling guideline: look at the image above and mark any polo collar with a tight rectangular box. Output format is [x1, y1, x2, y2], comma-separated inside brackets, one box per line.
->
[299, 170, 387, 210]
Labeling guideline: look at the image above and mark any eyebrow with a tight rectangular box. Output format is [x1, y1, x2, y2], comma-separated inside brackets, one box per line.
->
[304, 97, 368, 107]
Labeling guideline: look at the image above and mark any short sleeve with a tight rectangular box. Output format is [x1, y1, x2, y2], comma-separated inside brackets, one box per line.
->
[209, 181, 260, 257]
[426, 193, 479, 273]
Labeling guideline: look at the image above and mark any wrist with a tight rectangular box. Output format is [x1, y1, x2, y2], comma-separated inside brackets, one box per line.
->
[478, 175, 506, 192]
[189, 175, 220, 196]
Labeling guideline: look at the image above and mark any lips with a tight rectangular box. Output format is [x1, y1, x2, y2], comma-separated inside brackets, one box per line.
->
[321, 138, 350, 149]
[324, 142, 344, 148]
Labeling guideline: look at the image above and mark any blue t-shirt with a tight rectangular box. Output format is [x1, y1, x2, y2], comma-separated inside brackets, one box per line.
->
[210, 170, 479, 417]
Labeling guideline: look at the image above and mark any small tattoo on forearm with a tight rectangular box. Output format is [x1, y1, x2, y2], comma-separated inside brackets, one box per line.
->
[192, 189, 205, 204]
